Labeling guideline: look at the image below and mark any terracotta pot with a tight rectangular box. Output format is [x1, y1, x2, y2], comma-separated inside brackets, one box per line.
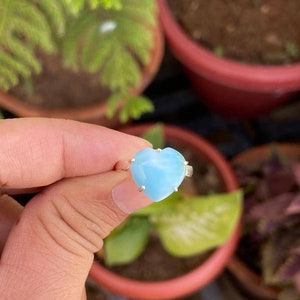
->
[0, 19, 164, 127]
[158, 0, 300, 119]
[89, 123, 241, 300]
[228, 143, 300, 300]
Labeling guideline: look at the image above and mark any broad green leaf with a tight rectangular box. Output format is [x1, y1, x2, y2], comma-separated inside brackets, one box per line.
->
[134, 192, 181, 216]
[104, 217, 151, 266]
[152, 191, 242, 257]
[141, 123, 165, 149]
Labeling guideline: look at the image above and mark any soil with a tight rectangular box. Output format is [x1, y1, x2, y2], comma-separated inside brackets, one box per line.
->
[9, 52, 111, 109]
[168, 0, 300, 65]
[98, 143, 225, 285]
[86, 280, 114, 300]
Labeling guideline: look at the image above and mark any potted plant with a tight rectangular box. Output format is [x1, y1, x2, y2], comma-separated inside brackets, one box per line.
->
[0, 0, 164, 126]
[89, 123, 242, 300]
[228, 143, 300, 300]
[158, 0, 300, 119]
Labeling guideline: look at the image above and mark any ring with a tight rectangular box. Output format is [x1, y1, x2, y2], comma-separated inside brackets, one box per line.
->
[130, 147, 193, 202]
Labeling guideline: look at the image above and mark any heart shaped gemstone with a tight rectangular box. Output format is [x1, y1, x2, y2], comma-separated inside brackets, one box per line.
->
[130, 147, 189, 202]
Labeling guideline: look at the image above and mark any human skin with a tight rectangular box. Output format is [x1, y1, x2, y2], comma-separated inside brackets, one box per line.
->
[0, 118, 152, 299]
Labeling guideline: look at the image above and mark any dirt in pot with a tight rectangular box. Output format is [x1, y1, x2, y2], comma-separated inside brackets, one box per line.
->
[168, 0, 300, 65]
[86, 279, 115, 300]
[9, 52, 111, 109]
[98, 145, 225, 282]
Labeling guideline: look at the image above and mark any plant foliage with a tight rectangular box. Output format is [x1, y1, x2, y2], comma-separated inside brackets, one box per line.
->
[66, 0, 122, 14]
[233, 146, 300, 299]
[62, 0, 156, 122]
[0, 0, 67, 90]
[0, 0, 157, 121]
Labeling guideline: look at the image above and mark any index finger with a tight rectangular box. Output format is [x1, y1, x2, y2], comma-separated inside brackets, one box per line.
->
[0, 118, 150, 189]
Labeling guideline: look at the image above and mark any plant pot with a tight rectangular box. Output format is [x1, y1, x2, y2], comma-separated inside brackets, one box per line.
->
[89, 123, 241, 300]
[0, 22, 164, 127]
[227, 143, 300, 300]
[158, 0, 300, 119]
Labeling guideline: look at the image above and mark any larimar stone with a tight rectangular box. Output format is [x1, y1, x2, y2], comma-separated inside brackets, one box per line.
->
[130, 147, 188, 202]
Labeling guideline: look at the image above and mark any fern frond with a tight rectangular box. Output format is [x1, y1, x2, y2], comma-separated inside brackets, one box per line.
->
[0, 65, 19, 87]
[65, 0, 122, 14]
[62, 12, 98, 69]
[0, 0, 68, 91]
[106, 92, 122, 119]
[62, 0, 157, 90]
[113, 0, 156, 25]
[0, 79, 10, 91]
[14, 2, 52, 36]
[120, 95, 154, 123]
[0, 52, 31, 78]
[114, 16, 154, 64]
[6, 37, 41, 73]
[12, 17, 54, 53]
[65, 0, 85, 15]
[37, 0, 68, 37]
[101, 45, 141, 90]
[99, 0, 122, 10]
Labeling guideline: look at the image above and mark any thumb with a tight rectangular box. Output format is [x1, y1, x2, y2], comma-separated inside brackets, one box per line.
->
[0, 169, 152, 299]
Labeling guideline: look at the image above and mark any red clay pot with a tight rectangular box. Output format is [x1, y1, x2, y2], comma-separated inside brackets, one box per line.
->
[228, 143, 300, 300]
[158, 0, 300, 119]
[0, 19, 164, 127]
[89, 123, 241, 300]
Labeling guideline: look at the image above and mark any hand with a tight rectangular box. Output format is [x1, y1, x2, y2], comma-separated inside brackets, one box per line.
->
[0, 118, 152, 299]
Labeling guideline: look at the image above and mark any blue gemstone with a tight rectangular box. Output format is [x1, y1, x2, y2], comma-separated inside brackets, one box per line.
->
[130, 147, 187, 202]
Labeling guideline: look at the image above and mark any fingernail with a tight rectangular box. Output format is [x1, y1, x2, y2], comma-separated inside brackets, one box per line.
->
[112, 179, 153, 214]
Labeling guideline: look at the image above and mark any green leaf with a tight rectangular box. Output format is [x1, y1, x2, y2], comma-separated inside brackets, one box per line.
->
[0, 0, 67, 90]
[141, 123, 165, 149]
[119, 95, 154, 123]
[6, 37, 41, 73]
[134, 192, 181, 216]
[0, 65, 19, 87]
[106, 93, 122, 119]
[62, 12, 98, 69]
[99, 0, 122, 10]
[104, 217, 151, 266]
[0, 52, 31, 78]
[62, 0, 157, 93]
[65, 0, 85, 14]
[101, 46, 140, 90]
[152, 190, 242, 257]
[38, 0, 67, 37]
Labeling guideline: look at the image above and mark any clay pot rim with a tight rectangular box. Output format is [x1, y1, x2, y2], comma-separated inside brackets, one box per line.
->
[158, 0, 300, 91]
[89, 123, 241, 300]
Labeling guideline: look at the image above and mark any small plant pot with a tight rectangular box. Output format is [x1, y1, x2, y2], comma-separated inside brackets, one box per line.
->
[0, 24, 164, 127]
[228, 143, 300, 300]
[158, 0, 300, 119]
[89, 123, 241, 300]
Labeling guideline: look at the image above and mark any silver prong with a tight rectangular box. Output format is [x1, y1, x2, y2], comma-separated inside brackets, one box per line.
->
[184, 161, 189, 165]
[156, 148, 162, 152]
[131, 158, 135, 163]
[174, 187, 178, 192]
[185, 165, 193, 177]
[139, 185, 145, 192]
